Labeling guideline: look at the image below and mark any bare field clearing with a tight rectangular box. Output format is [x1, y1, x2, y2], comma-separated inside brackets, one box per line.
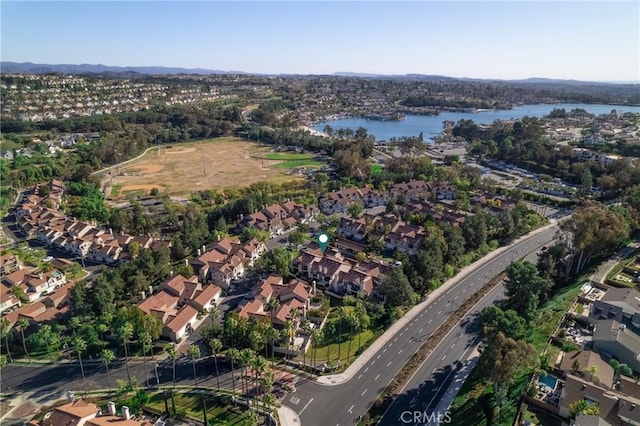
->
[104, 137, 305, 199]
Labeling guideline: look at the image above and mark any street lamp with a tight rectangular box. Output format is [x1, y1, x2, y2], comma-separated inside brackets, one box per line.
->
[154, 363, 160, 388]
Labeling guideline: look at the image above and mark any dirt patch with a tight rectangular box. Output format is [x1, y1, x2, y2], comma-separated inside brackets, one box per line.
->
[104, 137, 306, 199]
[165, 147, 197, 154]
[125, 164, 164, 174]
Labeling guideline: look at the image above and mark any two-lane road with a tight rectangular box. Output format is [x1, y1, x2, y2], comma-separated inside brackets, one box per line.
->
[285, 226, 557, 426]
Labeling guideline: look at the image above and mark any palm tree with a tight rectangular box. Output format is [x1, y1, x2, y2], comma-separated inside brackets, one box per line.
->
[345, 312, 356, 364]
[300, 319, 311, 370]
[337, 307, 347, 362]
[264, 325, 278, 365]
[0, 318, 13, 363]
[354, 303, 369, 351]
[16, 319, 31, 364]
[208, 306, 220, 328]
[239, 348, 254, 403]
[188, 344, 201, 388]
[263, 392, 277, 426]
[227, 347, 241, 405]
[101, 349, 115, 393]
[144, 315, 157, 360]
[118, 322, 134, 385]
[140, 331, 152, 388]
[309, 329, 321, 369]
[250, 355, 267, 406]
[39, 324, 56, 363]
[324, 322, 335, 364]
[208, 338, 222, 391]
[166, 344, 178, 389]
[72, 335, 88, 395]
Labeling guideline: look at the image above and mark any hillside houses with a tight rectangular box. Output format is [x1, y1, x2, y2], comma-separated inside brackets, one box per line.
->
[237, 274, 314, 328]
[292, 243, 392, 297]
[239, 201, 319, 236]
[138, 274, 222, 341]
[16, 180, 170, 266]
[338, 213, 427, 255]
[191, 237, 266, 289]
[318, 180, 461, 215]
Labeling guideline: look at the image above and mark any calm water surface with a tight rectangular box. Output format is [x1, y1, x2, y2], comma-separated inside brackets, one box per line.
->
[313, 103, 640, 142]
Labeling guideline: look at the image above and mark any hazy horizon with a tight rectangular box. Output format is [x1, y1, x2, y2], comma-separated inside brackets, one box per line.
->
[2, 1, 639, 82]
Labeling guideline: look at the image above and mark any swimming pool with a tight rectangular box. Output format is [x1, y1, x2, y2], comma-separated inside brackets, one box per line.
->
[538, 374, 558, 390]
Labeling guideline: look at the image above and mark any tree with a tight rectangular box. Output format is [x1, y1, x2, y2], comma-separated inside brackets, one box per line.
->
[209, 338, 223, 391]
[71, 335, 88, 395]
[503, 262, 550, 322]
[166, 344, 178, 389]
[0, 318, 12, 363]
[480, 306, 528, 340]
[569, 399, 600, 419]
[378, 268, 417, 307]
[479, 332, 536, 421]
[462, 213, 488, 251]
[558, 205, 628, 275]
[101, 349, 115, 393]
[227, 347, 241, 403]
[188, 344, 201, 388]
[348, 203, 363, 218]
[16, 319, 31, 364]
[287, 230, 305, 247]
[118, 322, 134, 385]
[140, 331, 152, 388]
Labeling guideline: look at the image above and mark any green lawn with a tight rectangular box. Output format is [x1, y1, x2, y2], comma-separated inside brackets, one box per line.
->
[110, 184, 123, 196]
[309, 329, 376, 365]
[371, 164, 384, 175]
[264, 153, 316, 160]
[145, 391, 263, 426]
[272, 159, 324, 169]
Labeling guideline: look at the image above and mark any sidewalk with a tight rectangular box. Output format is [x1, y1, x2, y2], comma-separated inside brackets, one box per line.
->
[277, 404, 302, 426]
[316, 221, 557, 386]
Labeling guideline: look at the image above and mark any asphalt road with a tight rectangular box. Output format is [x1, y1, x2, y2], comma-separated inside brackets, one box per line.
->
[0, 354, 250, 397]
[284, 226, 557, 426]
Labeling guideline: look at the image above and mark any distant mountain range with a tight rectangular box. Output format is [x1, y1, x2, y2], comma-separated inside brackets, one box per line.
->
[0, 62, 244, 76]
[1, 62, 637, 85]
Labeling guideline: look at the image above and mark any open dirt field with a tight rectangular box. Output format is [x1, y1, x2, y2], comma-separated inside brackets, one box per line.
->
[104, 137, 305, 199]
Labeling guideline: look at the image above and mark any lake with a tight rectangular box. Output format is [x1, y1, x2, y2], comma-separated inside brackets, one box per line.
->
[313, 103, 640, 142]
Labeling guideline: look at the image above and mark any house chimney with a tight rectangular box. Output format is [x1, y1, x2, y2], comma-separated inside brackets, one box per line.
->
[202, 245, 206, 253]
[170, 270, 174, 277]
[197, 248, 201, 256]
[121, 406, 131, 420]
[39, 272, 44, 279]
[217, 234, 221, 242]
[66, 391, 75, 402]
[107, 401, 116, 416]
[141, 291, 146, 299]
[184, 258, 188, 265]
[148, 285, 153, 295]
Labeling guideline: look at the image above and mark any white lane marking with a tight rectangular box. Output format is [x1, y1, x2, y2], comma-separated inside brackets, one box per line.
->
[418, 328, 424, 333]
[394, 337, 398, 342]
[387, 361, 392, 367]
[299, 398, 314, 415]
[361, 389, 368, 396]
[451, 343, 456, 349]
[348, 405, 354, 413]
[437, 310, 442, 315]
[400, 332, 404, 336]
[364, 367, 369, 373]
[432, 368, 437, 374]
[419, 313, 424, 318]
[375, 374, 380, 381]
[398, 349, 403, 354]
[358, 374, 362, 380]
[428, 319, 433, 324]
[442, 355, 446, 361]
[383, 348, 387, 353]
[372, 360, 376, 365]
[377, 354, 381, 359]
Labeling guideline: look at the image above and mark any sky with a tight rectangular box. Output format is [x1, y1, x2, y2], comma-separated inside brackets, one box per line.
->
[1, 1, 639, 82]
